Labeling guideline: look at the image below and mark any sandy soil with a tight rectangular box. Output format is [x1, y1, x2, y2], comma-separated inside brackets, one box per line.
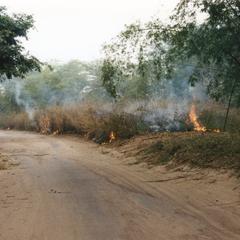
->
[0, 130, 239, 240]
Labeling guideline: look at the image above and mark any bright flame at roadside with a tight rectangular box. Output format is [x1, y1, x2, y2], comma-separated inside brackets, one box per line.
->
[109, 131, 116, 143]
[52, 130, 59, 135]
[189, 104, 207, 132]
[39, 115, 51, 134]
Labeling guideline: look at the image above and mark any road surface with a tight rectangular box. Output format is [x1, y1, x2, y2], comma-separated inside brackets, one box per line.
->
[0, 130, 239, 240]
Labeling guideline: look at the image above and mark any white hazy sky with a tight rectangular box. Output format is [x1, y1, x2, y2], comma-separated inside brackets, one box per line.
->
[1, 0, 178, 62]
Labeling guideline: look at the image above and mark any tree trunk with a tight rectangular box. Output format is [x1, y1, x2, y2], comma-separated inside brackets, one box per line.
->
[223, 77, 237, 131]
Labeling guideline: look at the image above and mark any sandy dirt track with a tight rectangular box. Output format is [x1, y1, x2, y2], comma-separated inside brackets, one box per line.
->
[0, 130, 240, 240]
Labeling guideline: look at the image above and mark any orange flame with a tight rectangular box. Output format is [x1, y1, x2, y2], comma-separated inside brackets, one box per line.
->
[39, 115, 51, 134]
[109, 131, 116, 143]
[52, 130, 59, 135]
[189, 104, 206, 132]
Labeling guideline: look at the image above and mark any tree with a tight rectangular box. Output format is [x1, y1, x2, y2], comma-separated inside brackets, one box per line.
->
[168, 0, 240, 129]
[101, 59, 119, 99]
[101, 0, 240, 130]
[1, 60, 104, 111]
[0, 6, 41, 80]
[101, 21, 169, 100]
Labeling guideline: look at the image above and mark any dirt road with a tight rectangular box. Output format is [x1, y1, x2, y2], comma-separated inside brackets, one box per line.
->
[0, 130, 240, 240]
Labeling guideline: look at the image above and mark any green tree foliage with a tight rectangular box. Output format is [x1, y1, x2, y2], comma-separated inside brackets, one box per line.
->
[101, 59, 119, 99]
[101, 21, 170, 99]
[0, 60, 107, 113]
[101, 0, 240, 106]
[0, 6, 41, 79]
[21, 60, 100, 107]
[168, 0, 240, 105]
[0, 81, 20, 113]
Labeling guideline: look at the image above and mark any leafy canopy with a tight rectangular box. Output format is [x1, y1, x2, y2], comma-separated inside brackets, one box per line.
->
[0, 6, 41, 79]
[168, 0, 240, 104]
[101, 0, 240, 105]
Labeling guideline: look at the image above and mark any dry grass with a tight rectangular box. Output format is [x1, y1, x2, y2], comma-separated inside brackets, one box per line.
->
[0, 112, 34, 131]
[0, 101, 239, 142]
[0, 101, 239, 174]
[200, 102, 240, 132]
[118, 131, 240, 175]
[0, 103, 147, 143]
[63, 104, 148, 142]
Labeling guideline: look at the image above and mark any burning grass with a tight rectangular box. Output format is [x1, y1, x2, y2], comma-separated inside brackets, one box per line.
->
[0, 103, 148, 143]
[200, 103, 240, 133]
[0, 101, 239, 174]
[60, 104, 147, 142]
[119, 132, 240, 175]
[31, 102, 239, 144]
[0, 101, 239, 142]
[189, 103, 206, 132]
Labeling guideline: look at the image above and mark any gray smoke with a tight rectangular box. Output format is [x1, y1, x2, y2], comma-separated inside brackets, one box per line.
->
[1, 61, 208, 132]
[14, 80, 35, 120]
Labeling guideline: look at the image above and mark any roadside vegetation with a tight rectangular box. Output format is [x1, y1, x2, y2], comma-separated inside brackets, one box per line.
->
[117, 132, 240, 175]
[0, 1, 240, 173]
